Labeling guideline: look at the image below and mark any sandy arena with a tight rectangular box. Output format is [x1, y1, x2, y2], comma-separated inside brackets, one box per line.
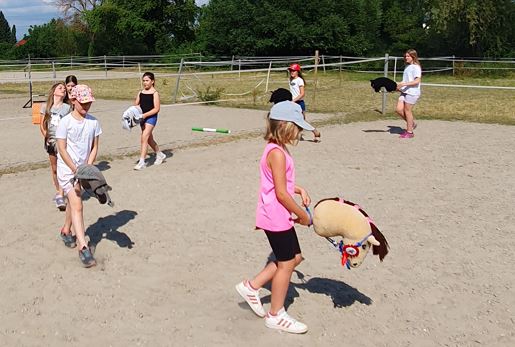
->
[0, 94, 514, 346]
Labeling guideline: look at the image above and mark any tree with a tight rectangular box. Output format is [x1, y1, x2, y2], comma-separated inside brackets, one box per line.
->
[84, 0, 199, 55]
[53, 0, 104, 16]
[14, 19, 86, 58]
[427, 0, 515, 56]
[0, 11, 12, 43]
[11, 25, 17, 43]
[197, 0, 383, 56]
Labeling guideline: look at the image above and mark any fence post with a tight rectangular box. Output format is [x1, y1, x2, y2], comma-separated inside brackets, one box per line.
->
[381, 53, 389, 116]
[265, 61, 272, 92]
[238, 59, 241, 81]
[452, 55, 455, 76]
[231, 55, 235, 71]
[138, 63, 142, 89]
[104, 55, 107, 78]
[321, 55, 326, 73]
[393, 56, 397, 81]
[313, 50, 319, 108]
[339, 55, 342, 87]
[173, 58, 185, 103]
[70, 55, 73, 68]
[123, 55, 125, 69]
[52, 61, 56, 81]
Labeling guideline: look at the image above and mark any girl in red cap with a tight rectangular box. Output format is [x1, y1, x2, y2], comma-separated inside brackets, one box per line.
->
[288, 63, 321, 142]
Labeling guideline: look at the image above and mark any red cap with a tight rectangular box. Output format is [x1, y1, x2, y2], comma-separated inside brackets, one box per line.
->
[288, 63, 301, 71]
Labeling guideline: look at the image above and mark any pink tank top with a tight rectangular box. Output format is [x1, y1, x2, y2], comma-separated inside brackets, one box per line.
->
[255, 143, 295, 232]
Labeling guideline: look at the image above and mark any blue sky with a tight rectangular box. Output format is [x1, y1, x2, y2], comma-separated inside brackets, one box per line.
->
[1, 0, 209, 40]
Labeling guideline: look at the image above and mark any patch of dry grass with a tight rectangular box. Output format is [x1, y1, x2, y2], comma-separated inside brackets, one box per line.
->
[2, 70, 514, 125]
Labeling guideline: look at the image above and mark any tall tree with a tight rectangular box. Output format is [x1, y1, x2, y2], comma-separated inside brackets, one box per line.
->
[11, 24, 17, 43]
[0, 11, 12, 43]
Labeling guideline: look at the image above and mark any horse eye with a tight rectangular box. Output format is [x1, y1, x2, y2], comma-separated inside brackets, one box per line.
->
[362, 244, 367, 249]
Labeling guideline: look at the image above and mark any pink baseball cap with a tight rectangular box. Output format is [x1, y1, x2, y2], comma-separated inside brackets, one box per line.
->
[70, 84, 95, 103]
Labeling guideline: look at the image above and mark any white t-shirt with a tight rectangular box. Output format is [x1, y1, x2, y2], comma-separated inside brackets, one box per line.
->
[55, 113, 102, 179]
[401, 64, 422, 96]
[289, 77, 305, 100]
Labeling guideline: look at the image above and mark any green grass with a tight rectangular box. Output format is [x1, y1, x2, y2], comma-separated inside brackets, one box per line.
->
[2, 69, 514, 125]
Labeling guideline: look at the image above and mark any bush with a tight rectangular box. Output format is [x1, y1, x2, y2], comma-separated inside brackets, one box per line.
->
[196, 86, 224, 103]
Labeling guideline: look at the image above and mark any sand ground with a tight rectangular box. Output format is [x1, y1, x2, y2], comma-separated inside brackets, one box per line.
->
[0, 94, 514, 346]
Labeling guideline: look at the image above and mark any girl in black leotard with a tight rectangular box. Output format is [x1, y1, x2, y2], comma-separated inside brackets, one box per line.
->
[133, 72, 166, 170]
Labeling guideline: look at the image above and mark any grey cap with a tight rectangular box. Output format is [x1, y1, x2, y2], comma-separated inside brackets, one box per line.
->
[269, 101, 315, 131]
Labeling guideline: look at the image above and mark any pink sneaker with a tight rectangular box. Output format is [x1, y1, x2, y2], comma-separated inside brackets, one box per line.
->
[399, 131, 414, 139]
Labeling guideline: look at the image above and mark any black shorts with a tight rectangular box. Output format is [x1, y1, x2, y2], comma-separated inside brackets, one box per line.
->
[264, 227, 301, 261]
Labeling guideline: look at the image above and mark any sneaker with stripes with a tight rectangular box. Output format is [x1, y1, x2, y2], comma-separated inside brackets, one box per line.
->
[235, 280, 265, 317]
[264, 307, 308, 334]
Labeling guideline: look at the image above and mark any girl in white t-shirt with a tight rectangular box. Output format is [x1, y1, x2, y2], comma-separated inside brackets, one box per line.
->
[396, 49, 422, 138]
[39, 82, 71, 210]
[288, 63, 321, 142]
[56, 84, 102, 268]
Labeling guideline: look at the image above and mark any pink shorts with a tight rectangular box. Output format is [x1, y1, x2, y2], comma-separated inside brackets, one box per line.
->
[399, 93, 419, 105]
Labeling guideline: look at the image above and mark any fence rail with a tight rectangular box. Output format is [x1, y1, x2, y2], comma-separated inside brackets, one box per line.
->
[1, 54, 513, 113]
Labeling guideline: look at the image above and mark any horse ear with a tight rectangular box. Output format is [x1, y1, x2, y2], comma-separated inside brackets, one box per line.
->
[367, 235, 380, 246]
[371, 223, 389, 261]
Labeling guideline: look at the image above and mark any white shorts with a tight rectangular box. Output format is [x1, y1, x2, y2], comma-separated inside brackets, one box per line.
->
[57, 166, 76, 196]
[399, 93, 420, 105]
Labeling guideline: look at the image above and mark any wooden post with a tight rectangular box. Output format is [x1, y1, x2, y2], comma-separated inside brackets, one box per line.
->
[381, 53, 389, 115]
[138, 63, 142, 89]
[52, 61, 56, 81]
[238, 59, 241, 81]
[265, 61, 272, 92]
[173, 58, 185, 103]
[321, 55, 326, 73]
[393, 57, 397, 81]
[339, 55, 342, 87]
[70, 55, 73, 68]
[231, 55, 235, 71]
[313, 50, 319, 108]
[452, 55, 455, 76]
[104, 55, 107, 78]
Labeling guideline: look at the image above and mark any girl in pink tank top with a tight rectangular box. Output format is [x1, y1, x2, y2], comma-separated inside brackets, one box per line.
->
[235, 101, 315, 334]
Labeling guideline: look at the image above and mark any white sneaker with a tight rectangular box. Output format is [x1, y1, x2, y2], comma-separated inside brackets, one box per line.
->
[264, 307, 308, 334]
[154, 152, 166, 165]
[134, 161, 146, 170]
[235, 281, 266, 317]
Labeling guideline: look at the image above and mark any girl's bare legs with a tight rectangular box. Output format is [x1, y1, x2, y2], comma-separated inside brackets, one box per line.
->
[404, 103, 415, 133]
[62, 196, 73, 234]
[65, 184, 87, 248]
[49, 154, 64, 197]
[396, 99, 416, 132]
[140, 124, 161, 159]
[249, 254, 303, 314]
[395, 98, 406, 121]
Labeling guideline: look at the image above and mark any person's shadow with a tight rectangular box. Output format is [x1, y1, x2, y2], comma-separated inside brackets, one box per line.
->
[362, 125, 403, 135]
[242, 253, 371, 312]
[96, 160, 111, 171]
[86, 210, 137, 253]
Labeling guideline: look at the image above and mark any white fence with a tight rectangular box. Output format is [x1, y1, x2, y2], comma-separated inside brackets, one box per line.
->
[1, 54, 514, 113]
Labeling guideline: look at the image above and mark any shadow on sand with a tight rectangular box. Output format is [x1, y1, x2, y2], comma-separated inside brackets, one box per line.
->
[86, 210, 137, 252]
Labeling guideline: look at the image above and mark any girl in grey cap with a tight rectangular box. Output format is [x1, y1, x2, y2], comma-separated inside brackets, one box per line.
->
[236, 101, 314, 334]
